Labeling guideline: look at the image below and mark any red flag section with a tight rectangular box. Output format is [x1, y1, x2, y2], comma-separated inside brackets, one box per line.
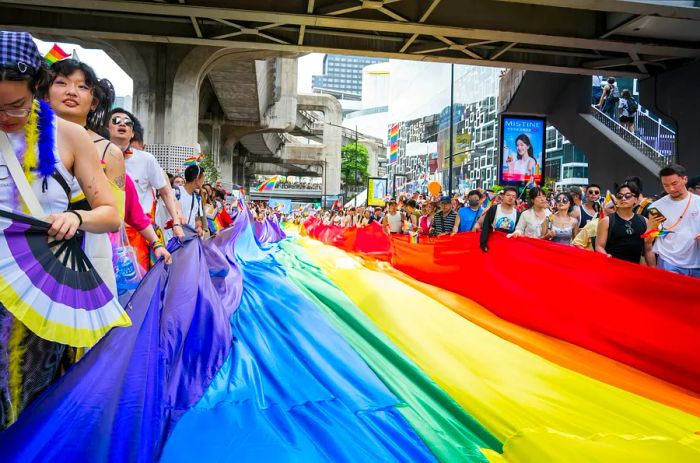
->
[303, 217, 700, 395]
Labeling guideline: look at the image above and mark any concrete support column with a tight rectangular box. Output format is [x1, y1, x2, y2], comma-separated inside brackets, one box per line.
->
[639, 60, 700, 176]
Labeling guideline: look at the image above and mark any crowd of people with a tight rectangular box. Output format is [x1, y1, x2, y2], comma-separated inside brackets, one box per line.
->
[317, 166, 700, 277]
[0, 30, 698, 436]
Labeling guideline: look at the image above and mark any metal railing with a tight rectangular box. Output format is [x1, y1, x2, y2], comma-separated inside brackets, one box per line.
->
[589, 105, 677, 167]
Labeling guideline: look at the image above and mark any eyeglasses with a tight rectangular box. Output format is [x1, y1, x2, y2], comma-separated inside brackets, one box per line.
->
[587, 190, 600, 195]
[615, 193, 637, 200]
[555, 197, 570, 204]
[110, 116, 134, 127]
[0, 108, 31, 118]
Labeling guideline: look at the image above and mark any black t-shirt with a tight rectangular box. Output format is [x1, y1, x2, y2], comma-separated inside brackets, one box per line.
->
[605, 213, 646, 263]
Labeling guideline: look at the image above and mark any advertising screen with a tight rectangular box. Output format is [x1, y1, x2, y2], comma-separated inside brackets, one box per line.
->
[499, 115, 546, 185]
[367, 177, 388, 207]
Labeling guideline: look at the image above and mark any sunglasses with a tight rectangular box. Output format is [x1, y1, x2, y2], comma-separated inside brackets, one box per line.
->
[587, 190, 600, 195]
[111, 116, 134, 127]
[615, 193, 636, 200]
[555, 197, 570, 204]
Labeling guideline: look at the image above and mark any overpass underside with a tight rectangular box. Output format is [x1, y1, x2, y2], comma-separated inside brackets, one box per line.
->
[3, 0, 698, 189]
[2, 0, 699, 77]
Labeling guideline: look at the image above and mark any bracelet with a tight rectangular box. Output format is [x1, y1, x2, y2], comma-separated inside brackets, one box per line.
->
[151, 242, 164, 250]
[66, 210, 83, 227]
[172, 223, 182, 228]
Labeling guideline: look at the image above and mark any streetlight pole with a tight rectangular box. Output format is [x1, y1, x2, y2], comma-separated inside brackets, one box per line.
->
[354, 125, 358, 207]
[447, 63, 455, 196]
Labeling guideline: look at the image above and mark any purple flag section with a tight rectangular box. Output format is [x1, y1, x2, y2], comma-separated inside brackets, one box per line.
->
[0, 220, 245, 462]
[253, 214, 287, 247]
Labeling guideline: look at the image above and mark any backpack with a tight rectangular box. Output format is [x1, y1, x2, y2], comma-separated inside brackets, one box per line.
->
[606, 84, 620, 104]
[626, 97, 638, 114]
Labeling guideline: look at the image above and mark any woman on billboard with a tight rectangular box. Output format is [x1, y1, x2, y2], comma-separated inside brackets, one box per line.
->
[506, 134, 539, 180]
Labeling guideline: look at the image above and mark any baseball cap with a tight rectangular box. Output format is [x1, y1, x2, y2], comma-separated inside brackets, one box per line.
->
[439, 196, 451, 203]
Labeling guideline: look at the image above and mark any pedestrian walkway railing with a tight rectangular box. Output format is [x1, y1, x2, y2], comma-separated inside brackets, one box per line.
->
[589, 105, 677, 167]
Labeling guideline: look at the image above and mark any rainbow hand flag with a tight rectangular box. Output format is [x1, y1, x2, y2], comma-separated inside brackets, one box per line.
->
[44, 44, 70, 65]
[641, 228, 673, 239]
[525, 176, 537, 189]
[184, 153, 204, 166]
[256, 175, 280, 192]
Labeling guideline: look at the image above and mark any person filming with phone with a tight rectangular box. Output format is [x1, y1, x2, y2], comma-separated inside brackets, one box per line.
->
[647, 164, 700, 277]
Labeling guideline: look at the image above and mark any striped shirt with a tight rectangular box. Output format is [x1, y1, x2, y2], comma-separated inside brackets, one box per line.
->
[431, 210, 457, 234]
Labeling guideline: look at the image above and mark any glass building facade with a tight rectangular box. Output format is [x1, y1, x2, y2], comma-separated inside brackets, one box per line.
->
[387, 63, 590, 194]
[312, 55, 388, 97]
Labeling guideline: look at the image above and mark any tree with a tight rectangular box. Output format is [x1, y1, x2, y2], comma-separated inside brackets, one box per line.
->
[199, 152, 221, 184]
[340, 142, 369, 189]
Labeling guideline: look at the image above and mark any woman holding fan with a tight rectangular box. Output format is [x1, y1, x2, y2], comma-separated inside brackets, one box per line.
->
[0, 31, 126, 430]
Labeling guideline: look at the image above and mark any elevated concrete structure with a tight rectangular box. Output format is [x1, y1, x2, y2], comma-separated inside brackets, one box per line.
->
[6, 0, 697, 190]
[501, 63, 698, 189]
[4, 0, 699, 77]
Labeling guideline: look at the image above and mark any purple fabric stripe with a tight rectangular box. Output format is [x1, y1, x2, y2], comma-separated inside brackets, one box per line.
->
[4, 221, 113, 310]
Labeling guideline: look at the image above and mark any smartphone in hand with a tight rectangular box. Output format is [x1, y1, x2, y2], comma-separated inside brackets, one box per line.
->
[648, 207, 667, 223]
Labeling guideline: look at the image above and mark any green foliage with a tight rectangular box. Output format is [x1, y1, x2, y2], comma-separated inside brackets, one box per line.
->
[340, 143, 369, 187]
[199, 152, 221, 184]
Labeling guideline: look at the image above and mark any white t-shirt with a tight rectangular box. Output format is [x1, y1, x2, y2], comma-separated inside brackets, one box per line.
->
[125, 148, 166, 215]
[176, 187, 203, 228]
[515, 208, 551, 238]
[651, 193, 700, 268]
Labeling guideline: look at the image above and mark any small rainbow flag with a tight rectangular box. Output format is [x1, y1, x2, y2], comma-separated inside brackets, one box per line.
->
[525, 176, 537, 189]
[641, 228, 673, 239]
[481, 192, 493, 211]
[256, 175, 280, 192]
[184, 153, 204, 166]
[44, 44, 71, 65]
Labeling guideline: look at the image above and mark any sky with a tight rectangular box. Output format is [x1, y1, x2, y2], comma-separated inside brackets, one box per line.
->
[34, 39, 133, 96]
[297, 53, 325, 93]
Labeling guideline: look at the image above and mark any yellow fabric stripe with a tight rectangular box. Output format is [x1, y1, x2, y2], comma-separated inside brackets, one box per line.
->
[8, 319, 26, 422]
[0, 273, 131, 348]
[300, 238, 700, 462]
[69, 192, 86, 203]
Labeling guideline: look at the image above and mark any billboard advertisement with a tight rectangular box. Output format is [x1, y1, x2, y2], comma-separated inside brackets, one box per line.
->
[367, 177, 388, 207]
[499, 114, 545, 185]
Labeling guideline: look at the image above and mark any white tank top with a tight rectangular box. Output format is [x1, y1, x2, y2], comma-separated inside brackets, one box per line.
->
[386, 211, 403, 233]
[2, 123, 72, 214]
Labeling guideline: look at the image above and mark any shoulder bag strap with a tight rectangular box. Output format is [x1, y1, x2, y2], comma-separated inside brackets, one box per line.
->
[0, 133, 46, 218]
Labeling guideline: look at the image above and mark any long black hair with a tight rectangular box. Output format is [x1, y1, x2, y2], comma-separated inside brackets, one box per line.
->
[515, 133, 534, 160]
[41, 59, 115, 135]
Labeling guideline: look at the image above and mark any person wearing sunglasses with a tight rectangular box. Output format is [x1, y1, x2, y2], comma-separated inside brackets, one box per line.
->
[542, 192, 579, 245]
[595, 183, 655, 265]
[580, 184, 601, 227]
[107, 108, 184, 270]
[44, 59, 172, 277]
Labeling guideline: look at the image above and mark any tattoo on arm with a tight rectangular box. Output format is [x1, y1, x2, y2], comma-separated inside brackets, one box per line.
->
[113, 174, 125, 189]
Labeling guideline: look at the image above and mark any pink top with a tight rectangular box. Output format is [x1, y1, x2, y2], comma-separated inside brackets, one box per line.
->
[124, 174, 151, 231]
[419, 215, 431, 235]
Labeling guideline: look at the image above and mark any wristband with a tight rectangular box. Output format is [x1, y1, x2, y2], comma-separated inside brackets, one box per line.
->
[152, 242, 164, 250]
[66, 210, 83, 227]
[172, 223, 182, 228]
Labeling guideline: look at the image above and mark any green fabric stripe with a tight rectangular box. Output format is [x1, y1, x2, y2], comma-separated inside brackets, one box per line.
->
[277, 240, 502, 462]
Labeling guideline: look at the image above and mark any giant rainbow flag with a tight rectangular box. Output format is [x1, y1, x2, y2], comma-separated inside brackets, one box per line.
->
[1, 207, 699, 462]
